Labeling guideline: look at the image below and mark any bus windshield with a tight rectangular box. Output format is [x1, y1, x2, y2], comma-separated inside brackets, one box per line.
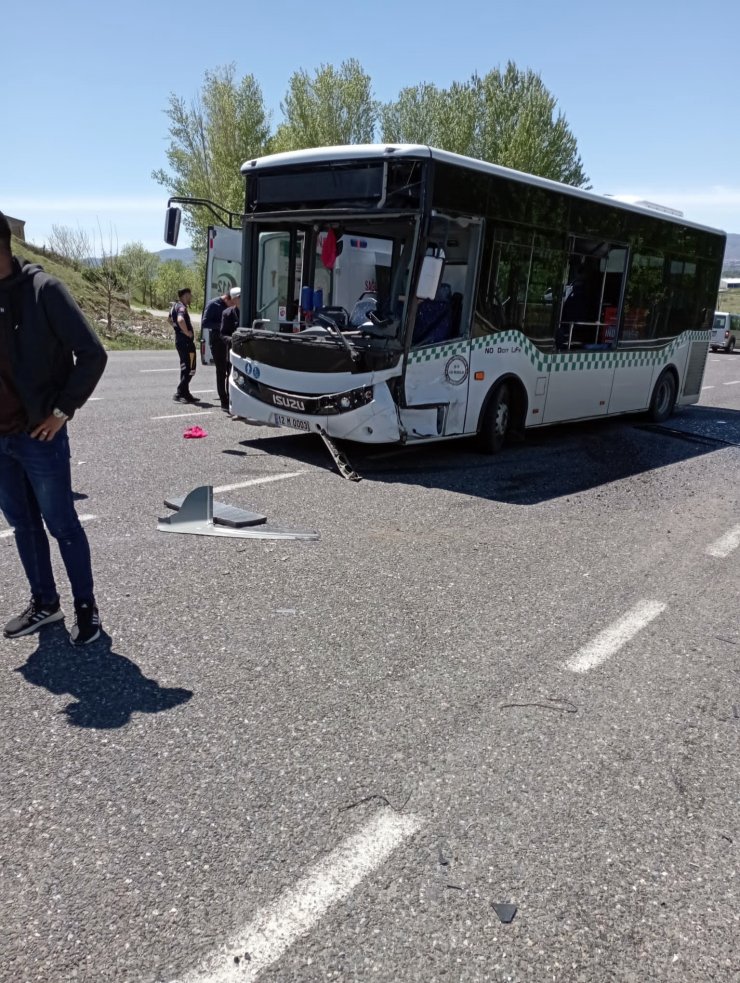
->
[252, 218, 416, 342]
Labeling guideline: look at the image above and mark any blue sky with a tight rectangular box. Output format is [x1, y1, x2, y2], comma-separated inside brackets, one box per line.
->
[3, 0, 738, 251]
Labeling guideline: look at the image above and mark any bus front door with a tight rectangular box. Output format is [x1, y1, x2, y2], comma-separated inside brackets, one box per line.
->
[401, 216, 482, 439]
[203, 225, 242, 364]
[402, 335, 472, 439]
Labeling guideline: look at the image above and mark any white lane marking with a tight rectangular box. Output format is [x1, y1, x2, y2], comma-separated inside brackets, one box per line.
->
[88, 397, 104, 401]
[151, 411, 214, 421]
[701, 386, 714, 390]
[706, 524, 740, 558]
[213, 472, 305, 493]
[191, 389, 215, 394]
[140, 368, 179, 373]
[181, 811, 423, 983]
[722, 380, 740, 386]
[0, 514, 97, 540]
[565, 600, 666, 674]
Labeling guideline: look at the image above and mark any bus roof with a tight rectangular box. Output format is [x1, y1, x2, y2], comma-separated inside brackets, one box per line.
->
[241, 144, 725, 237]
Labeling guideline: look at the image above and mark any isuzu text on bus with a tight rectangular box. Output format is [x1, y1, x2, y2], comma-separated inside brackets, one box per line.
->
[164, 145, 725, 458]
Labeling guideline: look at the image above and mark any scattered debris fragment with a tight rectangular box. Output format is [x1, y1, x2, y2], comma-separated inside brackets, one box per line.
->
[165, 494, 266, 528]
[158, 485, 319, 541]
[341, 791, 412, 813]
[318, 427, 361, 481]
[499, 699, 577, 714]
[492, 902, 518, 924]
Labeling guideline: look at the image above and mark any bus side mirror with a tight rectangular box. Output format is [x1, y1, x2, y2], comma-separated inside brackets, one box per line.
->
[416, 255, 444, 300]
[164, 206, 181, 246]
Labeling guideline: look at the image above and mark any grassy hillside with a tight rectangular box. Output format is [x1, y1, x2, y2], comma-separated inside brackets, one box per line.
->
[11, 237, 173, 350]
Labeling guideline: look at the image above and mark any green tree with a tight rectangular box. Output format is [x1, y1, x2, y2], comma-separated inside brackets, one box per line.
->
[118, 242, 160, 306]
[473, 64, 588, 186]
[271, 59, 377, 153]
[380, 81, 478, 155]
[153, 260, 201, 312]
[380, 62, 588, 187]
[152, 64, 271, 250]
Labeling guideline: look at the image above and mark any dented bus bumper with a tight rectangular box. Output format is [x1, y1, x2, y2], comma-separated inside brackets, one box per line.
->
[229, 366, 402, 443]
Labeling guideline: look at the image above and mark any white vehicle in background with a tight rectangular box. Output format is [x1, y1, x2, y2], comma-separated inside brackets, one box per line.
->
[201, 224, 242, 365]
[710, 311, 738, 353]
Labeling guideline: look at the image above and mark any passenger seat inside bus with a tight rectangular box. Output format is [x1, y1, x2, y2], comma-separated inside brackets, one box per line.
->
[412, 283, 462, 345]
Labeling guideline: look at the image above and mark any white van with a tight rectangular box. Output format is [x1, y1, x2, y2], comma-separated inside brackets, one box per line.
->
[710, 311, 738, 353]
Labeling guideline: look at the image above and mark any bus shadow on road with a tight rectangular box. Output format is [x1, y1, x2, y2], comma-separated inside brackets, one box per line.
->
[15, 626, 193, 729]
[239, 404, 740, 505]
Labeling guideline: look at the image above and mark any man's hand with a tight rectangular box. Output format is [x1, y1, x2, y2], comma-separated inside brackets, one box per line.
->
[177, 315, 193, 339]
[31, 414, 66, 442]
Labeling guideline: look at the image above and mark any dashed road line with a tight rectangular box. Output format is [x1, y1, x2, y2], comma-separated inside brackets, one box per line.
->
[213, 473, 305, 493]
[180, 810, 423, 983]
[701, 385, 714, 390]
[0, 514, 97, 540]
[140, 368, 179, 373]
[565, 600, 666, 674]
[722, 380, 740, 386]
[706, 524, 740, 558]
[151, 411, 214, 421]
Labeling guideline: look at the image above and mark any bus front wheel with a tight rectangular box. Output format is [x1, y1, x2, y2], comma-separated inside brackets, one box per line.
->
[647, 369, 677, 423]
[480, 382, 511, 453]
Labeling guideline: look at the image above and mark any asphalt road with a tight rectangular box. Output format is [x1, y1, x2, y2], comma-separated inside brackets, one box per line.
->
[1, 349, 738, 983]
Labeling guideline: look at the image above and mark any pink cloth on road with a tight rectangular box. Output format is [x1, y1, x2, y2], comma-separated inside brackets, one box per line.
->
[183, 426, 208, 439]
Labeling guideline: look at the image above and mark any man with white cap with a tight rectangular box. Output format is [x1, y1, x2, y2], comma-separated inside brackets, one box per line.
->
[218, 287, 241, 412]
[201, 289, 235, 409]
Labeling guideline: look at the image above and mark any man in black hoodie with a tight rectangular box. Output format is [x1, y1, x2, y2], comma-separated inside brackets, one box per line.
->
[0, 211, 107, 644]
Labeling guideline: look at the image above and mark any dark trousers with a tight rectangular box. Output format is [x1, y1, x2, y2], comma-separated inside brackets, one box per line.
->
[176, 337, 197, 397]
[0, 428, 95, 605]
[211, 336, 230, 407]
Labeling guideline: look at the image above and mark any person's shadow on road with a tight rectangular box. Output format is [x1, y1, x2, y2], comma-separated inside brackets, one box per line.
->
[15, 626, 193, 729]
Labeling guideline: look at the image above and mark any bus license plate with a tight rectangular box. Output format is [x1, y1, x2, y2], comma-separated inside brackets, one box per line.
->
[275, 414, 310, 432]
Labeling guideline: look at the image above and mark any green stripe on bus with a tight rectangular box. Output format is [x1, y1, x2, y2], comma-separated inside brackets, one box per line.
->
[407, 330, 708, 372]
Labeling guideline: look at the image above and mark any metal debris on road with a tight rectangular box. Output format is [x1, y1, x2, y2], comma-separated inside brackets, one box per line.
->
[499, 699, 578, 713]
[491, 902, 518, 924]
[157, 485, 319, 541]
[318, 427, 361, 481]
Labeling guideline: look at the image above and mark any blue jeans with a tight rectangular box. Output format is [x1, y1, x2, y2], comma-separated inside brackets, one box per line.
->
[0, 427, 95, 606]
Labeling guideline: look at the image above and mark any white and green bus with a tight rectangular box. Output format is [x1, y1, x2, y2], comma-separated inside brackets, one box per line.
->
[166, 145, 725, 451]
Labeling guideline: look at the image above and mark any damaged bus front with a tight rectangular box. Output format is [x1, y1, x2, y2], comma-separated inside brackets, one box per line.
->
[229, 147, 444, 444]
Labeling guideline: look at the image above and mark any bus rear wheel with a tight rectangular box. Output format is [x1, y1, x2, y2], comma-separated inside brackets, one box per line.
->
[647, 369, 677, 423]
[480, 382, 511, 453]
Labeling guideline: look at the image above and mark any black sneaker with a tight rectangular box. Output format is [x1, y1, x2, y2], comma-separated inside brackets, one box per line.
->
[69, 602, 101, 646]
[173, 394, 188, 403]
[183, 394, 199, 404]
[3, 598, 64, 638]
